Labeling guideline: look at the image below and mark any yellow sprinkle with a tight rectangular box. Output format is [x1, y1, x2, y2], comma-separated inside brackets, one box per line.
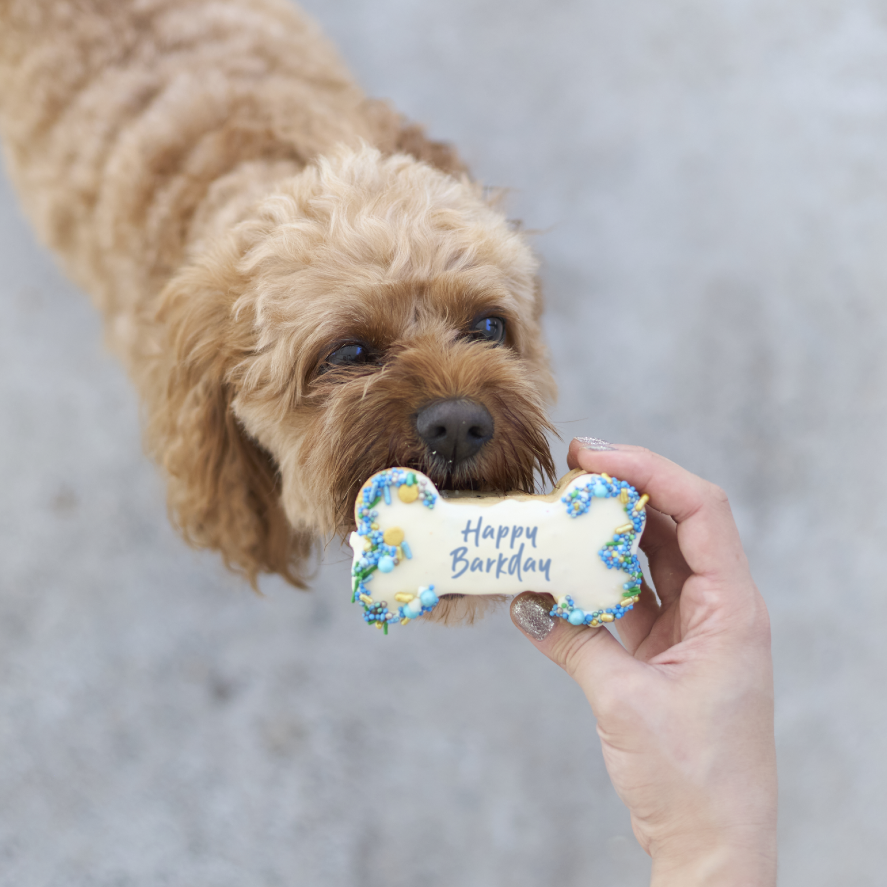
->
[383, 527, 405, 546]
[601, 473, 611, 481]
[370, 522, 379, 530]
[398, 484, 419, 504]
[614, 523, 633, 535]
[600, 613, 615, 623]
[589, 620, 601, 628]
[619, 489, 629, 504]
[634, 493, 650, 512]
[395, 592, 415, 603]
[359, 594, 373, 605]
[400, 617, 410, 625]
[374, 621, 383, 630]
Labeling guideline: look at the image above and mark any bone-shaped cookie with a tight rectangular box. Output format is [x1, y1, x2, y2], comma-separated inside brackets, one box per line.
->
[349, 468, 648, 632]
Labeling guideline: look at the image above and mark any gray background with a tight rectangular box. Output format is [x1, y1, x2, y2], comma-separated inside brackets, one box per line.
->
[1, 0, 884, 884]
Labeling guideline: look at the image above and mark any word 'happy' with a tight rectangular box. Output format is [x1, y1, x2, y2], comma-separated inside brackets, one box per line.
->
[450, 517, 551, 582]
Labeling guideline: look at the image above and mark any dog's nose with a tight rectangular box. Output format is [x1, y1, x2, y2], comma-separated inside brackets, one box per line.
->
[416, 399, 494, 465]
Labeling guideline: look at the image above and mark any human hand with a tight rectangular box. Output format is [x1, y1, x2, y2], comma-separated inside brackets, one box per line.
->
[510, 442, 777, 886]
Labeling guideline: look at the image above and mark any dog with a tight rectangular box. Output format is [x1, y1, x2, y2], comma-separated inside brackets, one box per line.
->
[0, 0, 556, 623]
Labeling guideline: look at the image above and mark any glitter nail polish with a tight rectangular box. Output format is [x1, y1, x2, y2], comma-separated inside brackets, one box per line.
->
[574, 436, 616, 451]
[510, 593, 556, 641]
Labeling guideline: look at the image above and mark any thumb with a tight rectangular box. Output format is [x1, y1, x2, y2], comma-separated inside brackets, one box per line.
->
[510, 592, 638, 706]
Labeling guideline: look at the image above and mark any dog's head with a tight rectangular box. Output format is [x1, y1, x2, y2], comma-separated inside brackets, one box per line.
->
[149, 146, 556, 595]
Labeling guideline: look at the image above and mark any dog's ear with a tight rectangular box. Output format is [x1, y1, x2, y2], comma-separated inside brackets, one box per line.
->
[144, 259, 313, 590]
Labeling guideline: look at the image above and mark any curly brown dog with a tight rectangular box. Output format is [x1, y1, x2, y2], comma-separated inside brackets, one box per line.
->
[0, 0, 556, 622]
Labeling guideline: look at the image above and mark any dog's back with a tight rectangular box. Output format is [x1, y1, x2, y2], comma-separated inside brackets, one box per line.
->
[0, 0, 459, 367]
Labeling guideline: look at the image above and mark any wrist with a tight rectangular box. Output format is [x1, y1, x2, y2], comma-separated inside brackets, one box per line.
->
[650, 830, 777, 887]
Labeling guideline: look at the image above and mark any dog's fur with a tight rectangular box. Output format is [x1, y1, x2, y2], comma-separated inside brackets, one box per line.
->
[0, 0, 556, 620]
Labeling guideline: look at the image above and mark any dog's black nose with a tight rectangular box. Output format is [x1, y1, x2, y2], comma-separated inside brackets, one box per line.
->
[416, 399, 494, 465]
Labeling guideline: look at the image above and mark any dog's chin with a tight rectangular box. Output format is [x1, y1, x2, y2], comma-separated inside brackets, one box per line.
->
[424, 594, 509, 625]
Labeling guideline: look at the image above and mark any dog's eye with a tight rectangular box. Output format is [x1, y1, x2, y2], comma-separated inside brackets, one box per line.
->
[471, 316, 506, 345]
[320, 342, 375, 373]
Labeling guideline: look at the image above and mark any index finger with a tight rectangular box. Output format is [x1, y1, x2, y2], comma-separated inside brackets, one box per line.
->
[566, 441, 750, 587]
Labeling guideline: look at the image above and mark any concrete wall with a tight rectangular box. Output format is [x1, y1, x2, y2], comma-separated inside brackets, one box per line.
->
[2, 1, 885, 883]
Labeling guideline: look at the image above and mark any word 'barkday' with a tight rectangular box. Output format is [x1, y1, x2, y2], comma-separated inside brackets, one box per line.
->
[450, 544, 551, 582]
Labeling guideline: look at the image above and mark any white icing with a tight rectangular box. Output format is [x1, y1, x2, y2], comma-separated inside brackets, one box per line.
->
[349, 469, 645, 615]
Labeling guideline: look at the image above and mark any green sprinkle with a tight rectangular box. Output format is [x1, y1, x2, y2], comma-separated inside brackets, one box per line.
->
[383, 622, 389, 635]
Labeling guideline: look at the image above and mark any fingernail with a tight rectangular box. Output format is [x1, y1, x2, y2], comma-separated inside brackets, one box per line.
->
[510, 593, 556, 641]
[574, 436, 616, 451]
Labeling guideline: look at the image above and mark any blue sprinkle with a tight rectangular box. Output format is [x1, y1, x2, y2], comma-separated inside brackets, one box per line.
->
[401, 541, 413, 560]
[383, 485, 391, 505]
[377, 555, 395, 573]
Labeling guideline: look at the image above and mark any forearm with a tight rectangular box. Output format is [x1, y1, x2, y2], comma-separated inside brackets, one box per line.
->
[650, 829, 777, 887]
